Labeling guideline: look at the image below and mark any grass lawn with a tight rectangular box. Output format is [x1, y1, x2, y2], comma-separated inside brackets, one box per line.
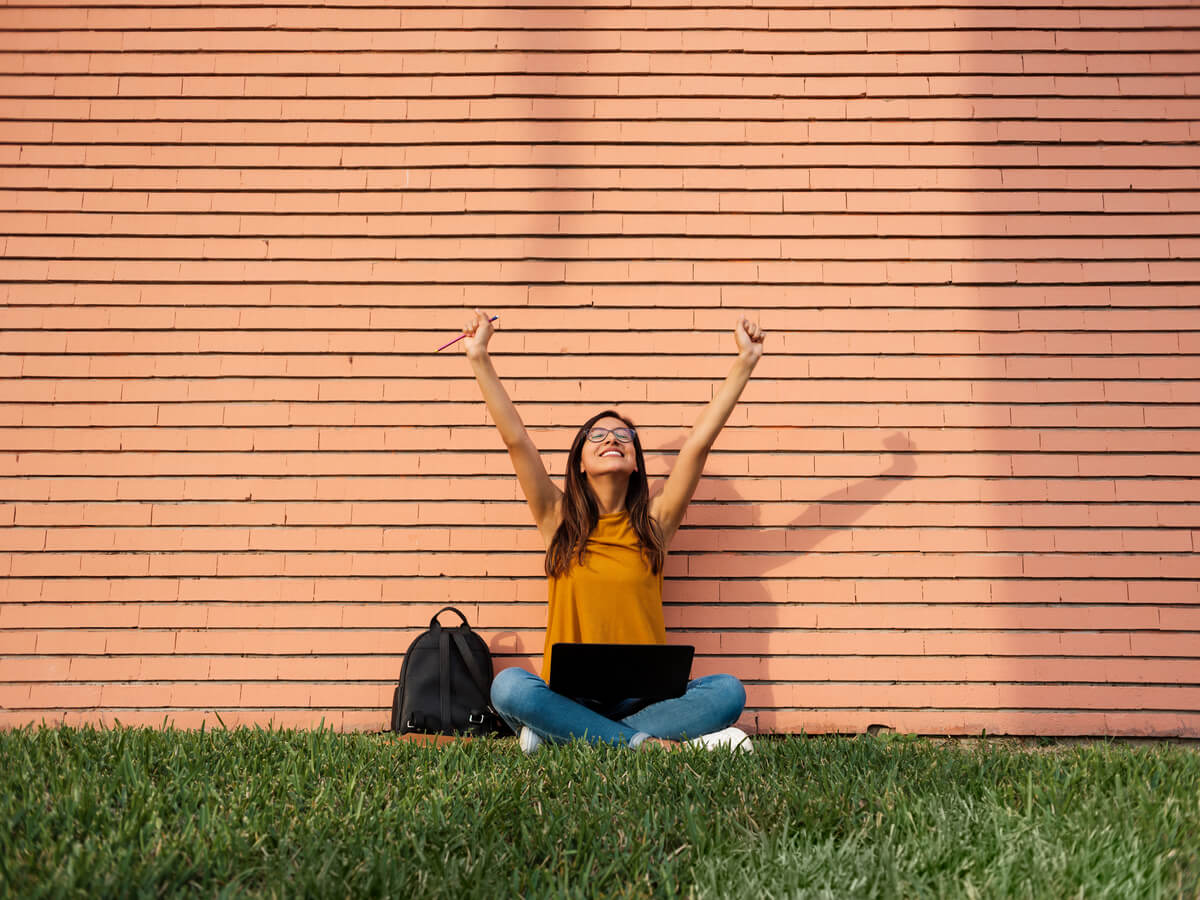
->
[2, 727, 1197, 898]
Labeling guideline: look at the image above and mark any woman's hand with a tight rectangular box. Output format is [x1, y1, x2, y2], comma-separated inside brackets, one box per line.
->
[462, 307, 495, 359]
[735, 317, 764, 364]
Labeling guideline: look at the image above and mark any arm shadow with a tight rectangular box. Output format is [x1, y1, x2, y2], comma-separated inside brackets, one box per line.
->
[655, 430, 920, 603]
[760, 430, 919, 567]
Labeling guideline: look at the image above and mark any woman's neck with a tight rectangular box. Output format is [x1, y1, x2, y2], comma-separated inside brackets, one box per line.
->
[588, 476, 627, 516]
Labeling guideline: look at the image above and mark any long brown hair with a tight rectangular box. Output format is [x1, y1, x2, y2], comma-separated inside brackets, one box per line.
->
[545, 409, 665, 578]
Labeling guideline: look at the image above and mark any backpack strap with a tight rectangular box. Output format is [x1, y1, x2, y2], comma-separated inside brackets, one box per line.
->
[450, 629, 491, 697]
[439, 628, 451, 732]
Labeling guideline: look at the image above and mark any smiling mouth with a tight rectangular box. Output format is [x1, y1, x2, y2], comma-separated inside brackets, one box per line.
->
[600, 450, 623, 458]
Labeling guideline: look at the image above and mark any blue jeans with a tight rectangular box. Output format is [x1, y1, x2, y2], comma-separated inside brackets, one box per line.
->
[490, 667, 746, 749]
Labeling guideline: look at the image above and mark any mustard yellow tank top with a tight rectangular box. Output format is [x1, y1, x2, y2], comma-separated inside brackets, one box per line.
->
[540, 510, 666, 682]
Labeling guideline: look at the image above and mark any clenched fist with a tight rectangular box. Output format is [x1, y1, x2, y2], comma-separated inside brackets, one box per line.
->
[462, 308, 496, 359]
[735, 317, 764, 364]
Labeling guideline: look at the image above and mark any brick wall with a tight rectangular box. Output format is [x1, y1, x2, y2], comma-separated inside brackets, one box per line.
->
[1, 0, 1198, 736]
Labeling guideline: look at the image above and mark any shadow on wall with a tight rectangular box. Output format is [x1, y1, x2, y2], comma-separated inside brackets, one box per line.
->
[658, 429, 920, 733]
[488, 630, 522, 660]
[501, 11, 601, 299]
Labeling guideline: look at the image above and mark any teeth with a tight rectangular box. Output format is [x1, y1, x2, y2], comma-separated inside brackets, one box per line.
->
[601, 450, 622, 457]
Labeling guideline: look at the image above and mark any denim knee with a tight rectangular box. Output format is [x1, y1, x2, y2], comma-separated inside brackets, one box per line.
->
[490, 666, 539, 718]
[708, 673, 747, 724]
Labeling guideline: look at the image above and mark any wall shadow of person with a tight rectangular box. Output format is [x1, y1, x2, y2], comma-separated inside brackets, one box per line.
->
[654, 429, 920, 735]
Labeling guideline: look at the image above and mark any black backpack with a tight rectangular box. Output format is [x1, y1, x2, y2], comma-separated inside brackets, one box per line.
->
[389, 606, 511, 737]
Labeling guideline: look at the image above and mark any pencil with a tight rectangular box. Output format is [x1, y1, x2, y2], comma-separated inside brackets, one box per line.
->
[435, 315, 499, 352]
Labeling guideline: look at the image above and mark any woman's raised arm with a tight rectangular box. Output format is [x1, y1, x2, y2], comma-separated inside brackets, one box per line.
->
[462, 309, 563, 544]
[650, 317, 764, 547]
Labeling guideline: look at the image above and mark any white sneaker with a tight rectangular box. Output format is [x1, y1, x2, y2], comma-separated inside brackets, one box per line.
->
[686, 726, 753, 754]
[519, 726, 543, 755]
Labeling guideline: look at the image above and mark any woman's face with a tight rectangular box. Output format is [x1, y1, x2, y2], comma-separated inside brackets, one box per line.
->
[578, 416, 638, 480]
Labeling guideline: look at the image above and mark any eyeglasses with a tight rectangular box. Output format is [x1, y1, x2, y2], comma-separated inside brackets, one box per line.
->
[586, 426, 636, 443]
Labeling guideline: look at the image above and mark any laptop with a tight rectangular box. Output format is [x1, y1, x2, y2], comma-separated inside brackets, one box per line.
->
[549, 642, 694, 704]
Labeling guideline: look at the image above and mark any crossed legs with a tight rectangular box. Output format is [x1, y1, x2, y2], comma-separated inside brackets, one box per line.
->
[490, 666, 746, 750]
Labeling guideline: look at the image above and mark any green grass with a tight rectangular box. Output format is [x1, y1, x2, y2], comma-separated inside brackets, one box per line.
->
[2, 727, 1197, 898]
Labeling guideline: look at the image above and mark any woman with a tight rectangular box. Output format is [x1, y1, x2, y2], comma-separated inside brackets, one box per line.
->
[461, 308, 764, 753]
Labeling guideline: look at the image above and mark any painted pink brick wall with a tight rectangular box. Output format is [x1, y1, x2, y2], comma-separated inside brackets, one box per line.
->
[1, 0, 1198, 736]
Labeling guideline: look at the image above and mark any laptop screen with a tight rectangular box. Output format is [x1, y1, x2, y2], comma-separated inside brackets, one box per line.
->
[548, 642, 694, 703]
